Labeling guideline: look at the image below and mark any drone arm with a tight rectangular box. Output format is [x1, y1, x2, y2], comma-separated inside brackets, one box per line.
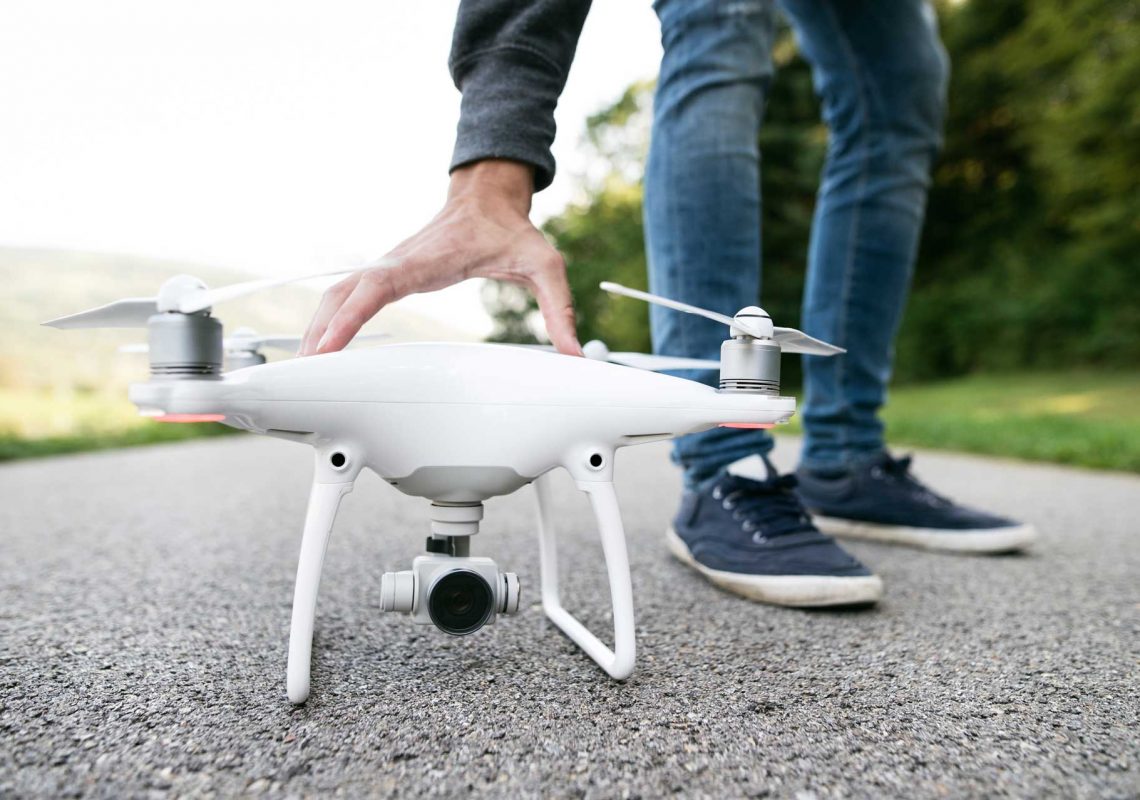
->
[535, 472, 635, 679]
[287, 450, 359, 705]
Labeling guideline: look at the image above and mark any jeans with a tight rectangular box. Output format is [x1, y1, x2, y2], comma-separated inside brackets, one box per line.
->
[645, 0, 949, 489]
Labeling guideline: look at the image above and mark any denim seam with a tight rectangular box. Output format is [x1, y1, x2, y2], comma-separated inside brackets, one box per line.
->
[816, 2, 874, 470]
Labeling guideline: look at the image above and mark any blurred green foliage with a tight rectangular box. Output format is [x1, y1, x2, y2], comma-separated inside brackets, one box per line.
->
[484, 0, 1140, 383]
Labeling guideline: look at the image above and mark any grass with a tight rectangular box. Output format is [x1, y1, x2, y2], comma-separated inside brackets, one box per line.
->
[0, 387, 237, 461]
[778, 370, 1140, 473]
[0, 422, 236, 461]
[1, 370, 1138, 472]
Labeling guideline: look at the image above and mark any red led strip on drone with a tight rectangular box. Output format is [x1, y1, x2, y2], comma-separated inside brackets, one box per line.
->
[153, 413, 226, 423]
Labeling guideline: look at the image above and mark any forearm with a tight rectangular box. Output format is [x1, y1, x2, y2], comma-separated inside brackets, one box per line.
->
[449, 0, 592, 191]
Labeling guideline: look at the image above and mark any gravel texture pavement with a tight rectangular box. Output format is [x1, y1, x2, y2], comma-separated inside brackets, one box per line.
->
[1, 435, 1137, 798]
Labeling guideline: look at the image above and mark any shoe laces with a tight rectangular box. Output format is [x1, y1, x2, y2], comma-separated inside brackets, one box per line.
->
[712, 474, 817, 541]
[873, 454, 951, 508]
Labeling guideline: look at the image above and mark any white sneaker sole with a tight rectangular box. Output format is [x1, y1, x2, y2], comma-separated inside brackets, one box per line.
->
[665, 526, 884, 607]
[812, 515, 1038, 554]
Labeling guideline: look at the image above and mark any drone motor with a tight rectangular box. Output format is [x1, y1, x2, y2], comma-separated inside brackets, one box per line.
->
[146, 311, 224, 379]
[718, 306, 781, 395]
[719, 336, 781, 395]
[600, 283, 847, 397]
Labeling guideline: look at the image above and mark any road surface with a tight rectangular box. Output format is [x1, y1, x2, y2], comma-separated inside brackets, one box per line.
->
[1, 436, 1137, 797]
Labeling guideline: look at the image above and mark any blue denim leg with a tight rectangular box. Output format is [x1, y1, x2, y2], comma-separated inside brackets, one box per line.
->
[645, 0, 779, 490]
[647, 0, 949, 485]
[780, 0, 949, 470]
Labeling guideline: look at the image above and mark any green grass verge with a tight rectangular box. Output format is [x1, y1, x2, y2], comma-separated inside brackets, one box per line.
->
[0, 386, 239, 461]
[778, 370, 1140, 473]
[0, 422, 238, 461]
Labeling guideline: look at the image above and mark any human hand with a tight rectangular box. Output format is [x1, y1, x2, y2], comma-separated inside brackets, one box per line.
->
[299, 159, 582, 357]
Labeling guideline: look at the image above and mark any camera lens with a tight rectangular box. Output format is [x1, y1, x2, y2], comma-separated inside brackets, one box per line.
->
[427, 569, 494, 636]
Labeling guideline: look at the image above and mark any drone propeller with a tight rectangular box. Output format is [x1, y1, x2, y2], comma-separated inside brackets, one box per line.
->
[581, 340, 718, 371]
[43, 264, 396, 330]
[44, 298, 161, 330]
[223, 328, 389, 353]
[514, 340, 718, 372]
[120, 329, 389, 355]
[599, 281, 844, 356]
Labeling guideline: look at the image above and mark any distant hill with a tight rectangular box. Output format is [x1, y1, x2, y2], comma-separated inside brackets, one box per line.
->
[0, 246, 477, 391]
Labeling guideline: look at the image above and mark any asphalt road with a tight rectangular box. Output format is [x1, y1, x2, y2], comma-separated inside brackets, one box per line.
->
[2, 436, 1137, 798]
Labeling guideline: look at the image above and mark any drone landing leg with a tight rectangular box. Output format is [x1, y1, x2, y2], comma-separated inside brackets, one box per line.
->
[287, 476, 354, 705]
[535, 472, 635, 680]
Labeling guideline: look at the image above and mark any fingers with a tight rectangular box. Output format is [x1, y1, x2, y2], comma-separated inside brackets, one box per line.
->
[298, 201, 580, 357]
[313, 265, 408, 354]
[299, 273, 361, 356]
[528, 253, 582, 356]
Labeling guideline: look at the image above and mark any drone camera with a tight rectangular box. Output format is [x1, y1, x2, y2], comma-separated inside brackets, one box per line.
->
[380, 554, 519, 636]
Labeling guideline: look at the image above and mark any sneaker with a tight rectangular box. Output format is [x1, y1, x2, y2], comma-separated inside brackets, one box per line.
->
[797, 452, 1038, 554]
[667, 468, 884, 607]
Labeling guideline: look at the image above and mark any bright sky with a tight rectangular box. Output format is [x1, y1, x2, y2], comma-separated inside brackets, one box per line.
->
[0, 1, 661, 336]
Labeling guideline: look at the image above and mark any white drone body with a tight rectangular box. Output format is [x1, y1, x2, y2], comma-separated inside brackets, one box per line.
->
[45, 272, 843, 704]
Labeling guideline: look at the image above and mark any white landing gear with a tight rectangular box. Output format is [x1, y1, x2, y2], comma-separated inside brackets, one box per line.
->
[534, 470, 636, 680]
[286, 448, 360, 705]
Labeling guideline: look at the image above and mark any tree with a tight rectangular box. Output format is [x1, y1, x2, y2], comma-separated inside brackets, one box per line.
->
[484, 3, 1140, 380]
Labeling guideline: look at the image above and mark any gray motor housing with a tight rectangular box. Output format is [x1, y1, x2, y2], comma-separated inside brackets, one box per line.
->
[719, 337, 781, 395]
[147, 312, 224, 379]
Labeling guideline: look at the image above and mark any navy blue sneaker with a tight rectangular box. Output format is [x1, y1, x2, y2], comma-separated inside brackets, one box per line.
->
[667, 468, 883, 607]
[797, 452, 1038, 554]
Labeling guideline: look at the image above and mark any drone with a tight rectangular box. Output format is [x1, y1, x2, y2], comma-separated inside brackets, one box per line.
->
[44, 271, 843, 704]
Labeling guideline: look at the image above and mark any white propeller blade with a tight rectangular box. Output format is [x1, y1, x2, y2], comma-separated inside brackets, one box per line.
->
[44, 261, 398, 330]
[174, 264, 392, 314]
[517, 339, 720, 371]
[120, 331, 389, 355]
[771, 328, 845, 356]
[601, 282, 761, 335]
[581, 338, 719, 372]
[598, 281, 844, 355]
[43, 298, 159, 329]
[605, 352, 720, 371]
[247, 332, 390, 352]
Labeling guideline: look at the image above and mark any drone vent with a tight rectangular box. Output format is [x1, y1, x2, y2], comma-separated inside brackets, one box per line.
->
[719, 378, 780, 395]
[150, 363, 221, 377]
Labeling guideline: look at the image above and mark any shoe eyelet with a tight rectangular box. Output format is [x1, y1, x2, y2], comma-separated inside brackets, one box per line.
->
[751, 532, 768, 544]
[712, 487, 723, 500]
[722, 500, 734, 511]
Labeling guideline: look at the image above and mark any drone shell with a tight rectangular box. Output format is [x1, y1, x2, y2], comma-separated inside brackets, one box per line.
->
[131, 342, 794, 502]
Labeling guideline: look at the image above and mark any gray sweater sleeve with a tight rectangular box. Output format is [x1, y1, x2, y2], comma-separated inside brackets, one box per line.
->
[448, 0, 593, 192]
